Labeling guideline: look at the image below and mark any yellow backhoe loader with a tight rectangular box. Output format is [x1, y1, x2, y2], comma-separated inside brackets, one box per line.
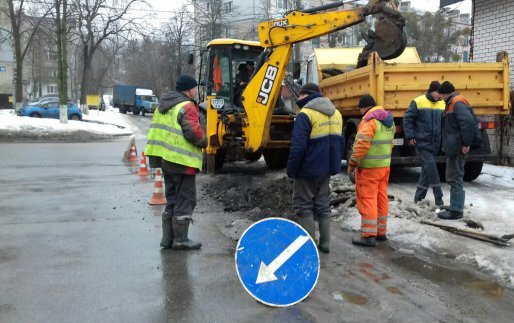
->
[197, 0, 406, 173]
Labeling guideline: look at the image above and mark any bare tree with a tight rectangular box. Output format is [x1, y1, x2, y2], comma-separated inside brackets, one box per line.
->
[189, 0, 237, 46]
[164, 5, 194, 78]
[73, 0, 141, 106]
[1, 0, 53, 110]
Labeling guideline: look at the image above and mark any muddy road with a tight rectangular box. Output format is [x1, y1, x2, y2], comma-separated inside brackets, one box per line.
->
[1, 141, 513, 322]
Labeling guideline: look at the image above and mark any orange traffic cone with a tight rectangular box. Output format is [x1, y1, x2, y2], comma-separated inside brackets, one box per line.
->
[148, 168, 167, 205]
[137, 152, 149, 176]
[128, 142, 138, 162]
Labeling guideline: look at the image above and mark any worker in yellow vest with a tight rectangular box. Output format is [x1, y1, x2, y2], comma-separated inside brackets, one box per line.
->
[348, 95, 395, 247]
[403, 81, 445, 205]
[145, 75, 206, 250]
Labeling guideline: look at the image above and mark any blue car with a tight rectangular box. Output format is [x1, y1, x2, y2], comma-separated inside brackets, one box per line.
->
[17, 101, 82, 120]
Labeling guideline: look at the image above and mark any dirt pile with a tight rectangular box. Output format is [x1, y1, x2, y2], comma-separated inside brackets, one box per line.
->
[202, 175, 294, 221]
[202, 172, 444, 225]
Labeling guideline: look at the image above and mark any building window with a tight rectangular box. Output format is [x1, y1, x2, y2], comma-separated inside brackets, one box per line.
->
[46, 50, 57, 61]
[46, 85, 57, 94]
[224, 1, 232, 13]
[49, 70, 57, 78]
[277, 0, 287, 9]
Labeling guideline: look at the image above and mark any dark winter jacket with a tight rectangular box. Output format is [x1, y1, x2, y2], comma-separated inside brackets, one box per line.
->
[442, 93, 483, 157]
[287, 94, 344, 178]
[403, 92, 445, 152]
[157, 91, 207, 174]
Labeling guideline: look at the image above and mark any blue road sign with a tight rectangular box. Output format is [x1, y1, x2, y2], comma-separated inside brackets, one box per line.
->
[235, 217, 320, 307]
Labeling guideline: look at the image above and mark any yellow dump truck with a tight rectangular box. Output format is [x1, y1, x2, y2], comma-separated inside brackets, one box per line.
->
[306, 49, 511, 181]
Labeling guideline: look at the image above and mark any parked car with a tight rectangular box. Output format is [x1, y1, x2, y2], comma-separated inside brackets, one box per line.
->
[17, 102, 82, 120]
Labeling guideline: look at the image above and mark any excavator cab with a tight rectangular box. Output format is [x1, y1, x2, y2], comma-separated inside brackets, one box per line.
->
[202, 40, 262, 111]
[200, 39, 293, 113]
[199, 39, 296, 170]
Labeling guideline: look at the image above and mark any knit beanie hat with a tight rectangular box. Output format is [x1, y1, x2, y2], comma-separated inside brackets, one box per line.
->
[428, 81, 441, 93]
[437, 81, 456, 94]
[359, 94, 376, 109]
[299, 83, 321, 95]
[175, 75, 198, 91]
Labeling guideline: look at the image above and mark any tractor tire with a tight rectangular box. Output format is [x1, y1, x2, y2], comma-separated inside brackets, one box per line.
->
[244, 150, 262, 162]
[263, 148, 289, 170]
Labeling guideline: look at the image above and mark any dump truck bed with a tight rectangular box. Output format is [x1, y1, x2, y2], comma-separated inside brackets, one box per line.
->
[321, 52, 511, 116]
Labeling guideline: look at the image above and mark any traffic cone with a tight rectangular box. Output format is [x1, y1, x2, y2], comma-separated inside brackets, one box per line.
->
[148, 168, 167, 205]
[128, 141, 138, 162]
[137, 151, 149, 176]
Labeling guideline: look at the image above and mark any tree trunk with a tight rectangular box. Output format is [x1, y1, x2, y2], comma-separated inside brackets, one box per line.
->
[56, 0, 67, 123]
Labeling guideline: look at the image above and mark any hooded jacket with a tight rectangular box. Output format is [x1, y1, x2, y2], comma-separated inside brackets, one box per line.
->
[441, 93, 483, 156]
[152, 91, 206, 174]
[403, 92, 445, 152]
[287, 93, 344, 178]
[349, 106, 395, 168]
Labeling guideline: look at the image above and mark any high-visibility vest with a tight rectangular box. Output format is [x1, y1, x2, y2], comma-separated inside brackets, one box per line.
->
[145, 101, 203, 170]
[300, 108, 343, 139]
[413, 95, 445, 111]
[358, 109, 395, 169]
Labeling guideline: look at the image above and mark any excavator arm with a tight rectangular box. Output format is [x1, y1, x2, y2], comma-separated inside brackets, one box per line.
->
[241, 0, 406, 152]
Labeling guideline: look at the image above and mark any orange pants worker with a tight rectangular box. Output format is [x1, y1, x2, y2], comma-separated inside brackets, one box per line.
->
[348, 95, 395, 247]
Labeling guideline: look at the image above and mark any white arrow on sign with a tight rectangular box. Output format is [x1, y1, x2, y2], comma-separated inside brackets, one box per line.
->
[255, 235, 310, 284]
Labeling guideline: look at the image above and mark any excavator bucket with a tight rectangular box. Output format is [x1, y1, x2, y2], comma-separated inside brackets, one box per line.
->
[357, 4, 407, 68]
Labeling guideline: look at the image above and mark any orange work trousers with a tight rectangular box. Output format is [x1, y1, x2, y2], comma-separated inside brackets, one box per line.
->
[355, 167, 390, 238]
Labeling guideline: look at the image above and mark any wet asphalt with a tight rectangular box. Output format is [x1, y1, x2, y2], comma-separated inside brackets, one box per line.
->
[1, 116, 514, 322]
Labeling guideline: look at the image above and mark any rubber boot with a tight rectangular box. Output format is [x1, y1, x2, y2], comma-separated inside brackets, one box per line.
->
[317, 217, 330, 253]
[437, 210, 463, 220]
[172, 218, 202, 250]
[352, 235, 376, 247]
[160, 211, 173, 249]
[297, 215, 315, 240]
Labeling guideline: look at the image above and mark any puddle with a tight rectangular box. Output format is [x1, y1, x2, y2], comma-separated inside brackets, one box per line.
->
[332, 291, 368, 305]
[391, 255, 505, 299]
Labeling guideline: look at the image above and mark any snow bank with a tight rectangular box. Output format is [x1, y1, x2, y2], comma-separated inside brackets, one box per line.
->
[0, 108, 134, 142]
[332, 168, 514, 288]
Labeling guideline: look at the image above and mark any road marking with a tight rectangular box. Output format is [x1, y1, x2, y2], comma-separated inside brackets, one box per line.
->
[256, 235, 310, 284]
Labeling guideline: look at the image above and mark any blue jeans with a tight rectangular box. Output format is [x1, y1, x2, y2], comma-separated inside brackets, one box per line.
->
[415, 149, 443, 202]
[446, 154, 465, 212]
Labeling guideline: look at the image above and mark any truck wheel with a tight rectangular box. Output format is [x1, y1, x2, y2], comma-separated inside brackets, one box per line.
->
[141, 108, 146, 116]
[345, 133, 356, 162]
[464, 162, 483, 182]
[133, 107, 140, 115]
[463, 129, 489, 182]
[263, 148, 289, 170]
[119, 106, 127, 114]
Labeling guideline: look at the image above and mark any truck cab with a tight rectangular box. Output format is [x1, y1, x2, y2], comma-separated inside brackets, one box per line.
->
[135, 88, 158, 116]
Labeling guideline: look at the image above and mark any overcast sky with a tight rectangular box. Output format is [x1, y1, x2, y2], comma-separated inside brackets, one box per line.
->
[150, 0, 472, 14]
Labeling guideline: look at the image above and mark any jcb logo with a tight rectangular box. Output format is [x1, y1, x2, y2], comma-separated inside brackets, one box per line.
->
[269, 19, 289, 28]
[257, 65, 278, 105]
